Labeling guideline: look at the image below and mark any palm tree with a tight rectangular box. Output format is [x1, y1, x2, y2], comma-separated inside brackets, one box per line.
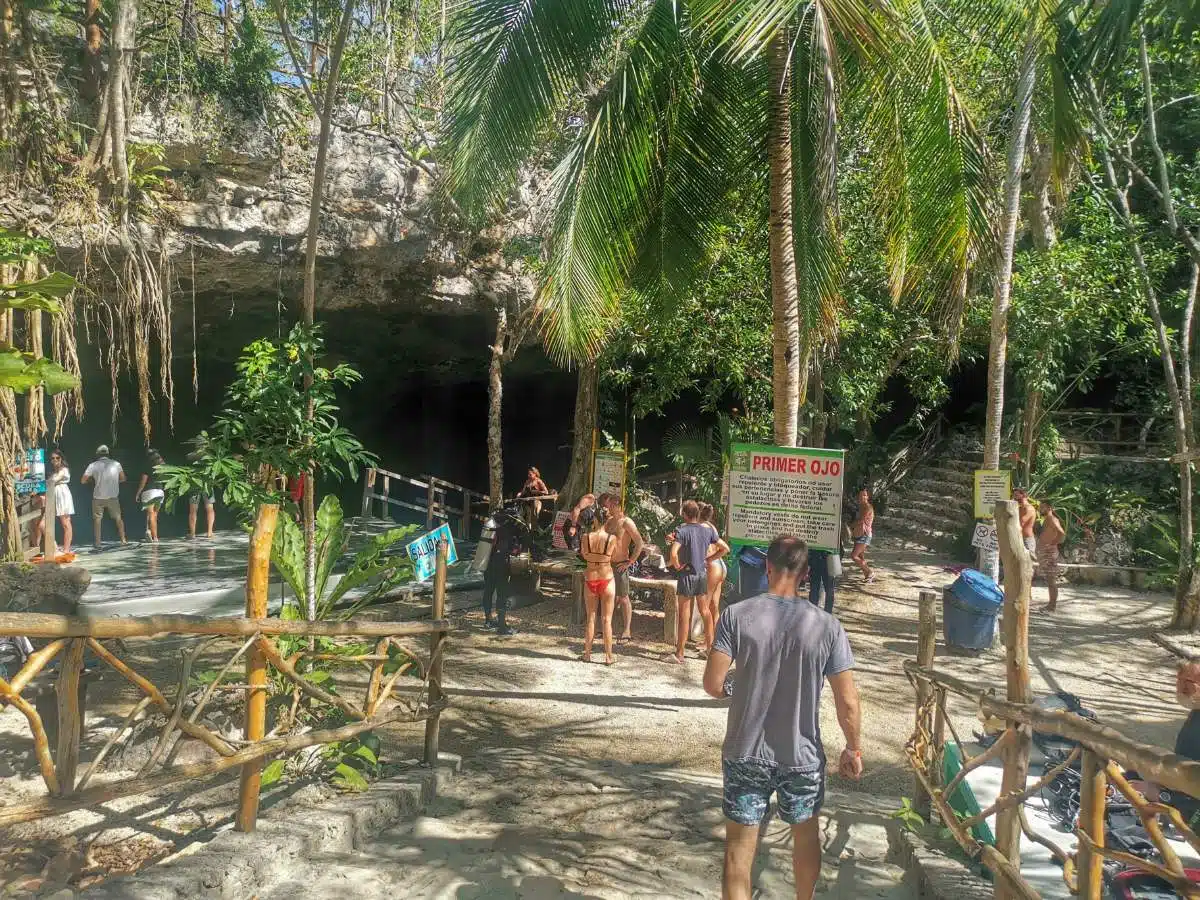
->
[442, 0, 991, 484]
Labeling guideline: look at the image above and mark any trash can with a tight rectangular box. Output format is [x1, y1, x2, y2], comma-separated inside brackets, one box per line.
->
[943, 569, 1003, 650]
[737, 546, 769, 599]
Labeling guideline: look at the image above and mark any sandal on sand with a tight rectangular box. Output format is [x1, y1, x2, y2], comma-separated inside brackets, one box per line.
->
[580, 652, 592, 663]
[604, 657, 615, 666]
[618, 635, 633, 644]
[662, 653, 684, 664]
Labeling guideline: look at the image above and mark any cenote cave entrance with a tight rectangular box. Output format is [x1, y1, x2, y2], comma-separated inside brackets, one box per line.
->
[57, 289, 578, 545]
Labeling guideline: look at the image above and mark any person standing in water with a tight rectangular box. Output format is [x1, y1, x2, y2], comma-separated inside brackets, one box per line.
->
[850, 489, 874, 583]
[578, 506, 617, 665]
[82, 444, 127, 551]
[136, 450, 166, 543]
[601, 492, 644, 643]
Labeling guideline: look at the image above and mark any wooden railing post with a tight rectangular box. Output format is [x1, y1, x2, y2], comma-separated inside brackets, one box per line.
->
[994, 499, 1034, 900]
[236, 502, 278, 833]
[54, 638, 85, 793]
[914, 591, 938, 819]
[42, 476, 57, 559]
[1077, 749, 1107, 900]
[425, 478, 435, 530]
[423, 541, 448, 767]
[361, 468, 376, 517]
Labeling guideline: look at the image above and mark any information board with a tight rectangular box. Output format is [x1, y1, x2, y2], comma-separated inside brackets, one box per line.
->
[405, 523, 458, 582]
[974, 470, 1012, 519]
[592, 449, 625, 500]
[727, 444, 845, 551]
[12, 449, 45, 496]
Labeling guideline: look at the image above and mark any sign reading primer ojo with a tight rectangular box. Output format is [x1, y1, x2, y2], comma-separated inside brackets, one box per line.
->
[727, 444, 845, 552]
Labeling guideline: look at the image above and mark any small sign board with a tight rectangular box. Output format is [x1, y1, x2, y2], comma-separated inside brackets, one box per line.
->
[12, 449, 45, 496]
[727, 444, 845, 552]
[405, 523, 458, 582]
[551, 510, 571, 550]
[974, 470, 1011, 519]
[971, 521, 999, 552]
[592, 449, 625, 499]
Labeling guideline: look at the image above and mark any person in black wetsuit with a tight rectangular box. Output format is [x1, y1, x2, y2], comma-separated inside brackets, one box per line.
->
[483, 510, 521, 635]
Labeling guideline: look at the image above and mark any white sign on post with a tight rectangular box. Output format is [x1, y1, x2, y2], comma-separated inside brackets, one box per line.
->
[974, 470, 1012, 519]
[727, 444, 845, 551]
[970, 521, 999, 552]
[592, 449, 625, 499]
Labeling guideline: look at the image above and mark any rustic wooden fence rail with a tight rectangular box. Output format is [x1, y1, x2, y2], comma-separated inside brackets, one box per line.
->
[0, 544, 453, 832]
[360, 466, 488, 538]
[907, 500, 1200, 900]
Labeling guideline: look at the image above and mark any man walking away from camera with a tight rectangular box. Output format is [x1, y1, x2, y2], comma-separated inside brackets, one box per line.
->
[703, 535, 863, 900]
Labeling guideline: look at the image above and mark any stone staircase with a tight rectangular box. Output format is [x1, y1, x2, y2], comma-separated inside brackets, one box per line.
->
[875, 449, 982, 558]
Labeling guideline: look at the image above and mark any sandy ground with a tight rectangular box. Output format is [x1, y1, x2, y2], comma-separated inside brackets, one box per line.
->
[0, 546, 1188, 895]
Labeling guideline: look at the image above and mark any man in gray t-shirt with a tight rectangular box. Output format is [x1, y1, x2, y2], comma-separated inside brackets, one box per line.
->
[704, 535, 862, 900]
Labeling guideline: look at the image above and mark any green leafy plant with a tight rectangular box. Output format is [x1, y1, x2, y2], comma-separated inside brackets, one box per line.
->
[892, 797, 926, 832]
[159, 323, 377, 511]
[326, 732, 382, 792]
[0, 230, 81, 396]
[271, 494, 420, 622]
[127, 143, 172, 214]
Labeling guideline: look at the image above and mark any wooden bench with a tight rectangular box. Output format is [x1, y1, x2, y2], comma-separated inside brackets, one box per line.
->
[1058, 562, 1152, 589]
[510, 556, 681, 643]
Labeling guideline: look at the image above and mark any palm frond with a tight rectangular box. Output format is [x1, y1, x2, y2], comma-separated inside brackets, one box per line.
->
[636, 52, 768, 297]
[693, 0, 891, 64]
[442, 0, 633, 222]
[857, 0, 996, 343]
[535, 0, 689, 363]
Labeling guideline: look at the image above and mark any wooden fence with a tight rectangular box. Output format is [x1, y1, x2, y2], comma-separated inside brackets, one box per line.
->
[637, 470, 697, 515]
[0, 545, 453, 832]
[907, 502, 1200, 899]
[360, 467, 489, 539]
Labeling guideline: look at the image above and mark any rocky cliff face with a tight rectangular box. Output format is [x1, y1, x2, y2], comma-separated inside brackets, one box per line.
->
[52, 100, 481, 313]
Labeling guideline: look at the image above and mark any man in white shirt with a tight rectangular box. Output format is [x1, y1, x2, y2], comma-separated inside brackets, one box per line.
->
[82, 445, 127, 550]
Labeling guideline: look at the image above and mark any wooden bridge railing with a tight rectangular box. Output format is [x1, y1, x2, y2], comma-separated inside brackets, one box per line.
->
[360, 467, 489, 538]
[907, 502, 1200, 899]
[637, 470, 698, 516]
[0, 544, 453, 831]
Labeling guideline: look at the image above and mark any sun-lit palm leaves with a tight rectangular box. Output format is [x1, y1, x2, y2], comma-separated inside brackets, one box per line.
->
[443, 0, 635, 223]
[442, 0, 1001, 368]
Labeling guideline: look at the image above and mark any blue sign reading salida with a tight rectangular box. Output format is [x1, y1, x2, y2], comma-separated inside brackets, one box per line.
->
[405, 523, 458, 582]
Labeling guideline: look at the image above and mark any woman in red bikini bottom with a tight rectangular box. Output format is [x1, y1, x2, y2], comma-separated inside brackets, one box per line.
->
[579, 506, 618, 665]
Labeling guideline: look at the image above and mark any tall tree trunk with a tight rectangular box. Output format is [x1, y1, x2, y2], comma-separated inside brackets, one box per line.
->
[810, 353, 826, 448]
[982, 16, 1039, 473]
[236, 500, 279, 831]
[767, 33, 801, 448]
[1020, 386, 1041, 484]
[83, 0, 103, 102]
[1097, 143, 1196, 627]
[487, 305, 506, 511]
[180, 0, 198, 49]
[560, 363, 598, 508]
[299, 0, 355, 621]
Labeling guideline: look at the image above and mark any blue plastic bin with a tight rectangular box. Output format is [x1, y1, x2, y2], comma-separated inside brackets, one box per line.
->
[943, 569, 1003, 650]
[737, 546, 769, 598]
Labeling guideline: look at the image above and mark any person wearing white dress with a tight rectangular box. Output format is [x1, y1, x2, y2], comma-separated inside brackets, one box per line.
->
[34, 450, 74, 554]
